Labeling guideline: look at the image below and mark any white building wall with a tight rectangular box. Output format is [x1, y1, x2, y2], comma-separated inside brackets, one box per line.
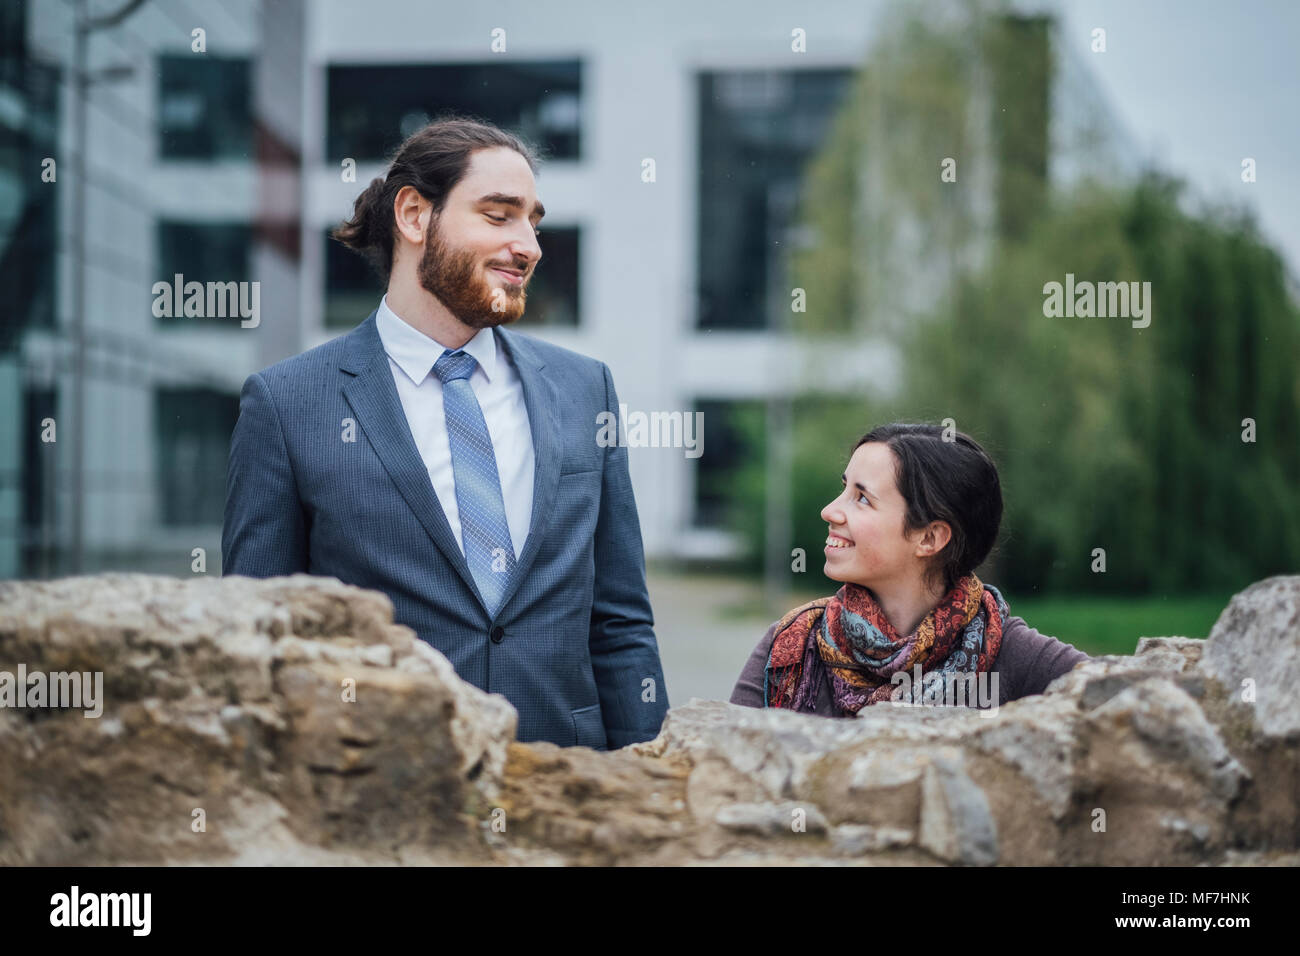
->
[13, 0, 1136, 572]
[25, 0, 266, 571]
[307, 0, 893, 558]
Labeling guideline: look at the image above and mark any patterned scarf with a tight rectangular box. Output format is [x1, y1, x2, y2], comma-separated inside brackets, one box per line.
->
[764, 574, 1008, 714]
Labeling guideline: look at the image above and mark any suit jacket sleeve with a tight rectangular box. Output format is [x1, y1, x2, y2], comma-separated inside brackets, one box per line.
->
[222, 371, 309, 577]
[588, 362, 670, 748]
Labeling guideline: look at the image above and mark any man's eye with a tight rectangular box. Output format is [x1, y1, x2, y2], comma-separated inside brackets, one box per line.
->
[858, 493, 870, 505]
[486, 214, 507, 223]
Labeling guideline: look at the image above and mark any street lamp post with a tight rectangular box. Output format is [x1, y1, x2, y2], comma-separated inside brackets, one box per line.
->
[68, 0, 146, 573]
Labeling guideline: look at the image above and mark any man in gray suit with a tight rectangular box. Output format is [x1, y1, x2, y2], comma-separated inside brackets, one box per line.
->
[222, 117, 669, 749]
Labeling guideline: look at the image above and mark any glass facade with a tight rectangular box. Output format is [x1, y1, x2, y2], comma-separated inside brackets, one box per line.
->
[327, 61, 582, 162]
[157, 55, 252, 160]
[696, 69, 852, 330]
[2, 0, 60, 579]
[518, 225, 579, 327]
[154, 221, 254, 325]
[692, 397, 764, 529]
[154, 388, 240, 527]
[324, 227, 383, 329]
[0, 2, 58, 343]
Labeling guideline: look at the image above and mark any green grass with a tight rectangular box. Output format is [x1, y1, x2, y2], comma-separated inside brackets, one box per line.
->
[1005, 593, 1234, 656]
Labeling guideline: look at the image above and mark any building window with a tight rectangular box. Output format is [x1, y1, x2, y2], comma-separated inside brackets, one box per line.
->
[18, 386, 57, 576]
[323, 228, 382, 329]
[158, 54, 251, 160]
[155, 388, 239, 527]
[21, 386, 55, 528]
[155, 221, 252, 325]
[323, 225, 581, 329]
[519, 225, 579, 327]
[696, 69, 852, 330]
[0, 24, 59, 340]
[326, 61, 582, 163]
[692, 397, 764, 529]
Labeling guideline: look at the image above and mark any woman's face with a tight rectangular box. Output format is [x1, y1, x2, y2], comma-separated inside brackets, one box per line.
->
[820, 441, 934, 591]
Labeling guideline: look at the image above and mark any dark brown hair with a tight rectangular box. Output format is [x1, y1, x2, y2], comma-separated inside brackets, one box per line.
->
[853, 423, 1003, 593]
[331, 115, 541, 283]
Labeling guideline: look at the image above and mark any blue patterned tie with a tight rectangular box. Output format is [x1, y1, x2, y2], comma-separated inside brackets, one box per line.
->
[432, 348, 517, 616]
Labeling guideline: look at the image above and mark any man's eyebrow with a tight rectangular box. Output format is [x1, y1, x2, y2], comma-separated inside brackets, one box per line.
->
[476, 192, 546, 221]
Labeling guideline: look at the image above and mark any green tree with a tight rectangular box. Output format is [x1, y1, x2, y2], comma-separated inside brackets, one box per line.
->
[729, 0, 1300, 596]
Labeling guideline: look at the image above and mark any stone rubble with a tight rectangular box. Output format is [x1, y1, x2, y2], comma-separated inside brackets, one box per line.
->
[0, 572, 1295, 865]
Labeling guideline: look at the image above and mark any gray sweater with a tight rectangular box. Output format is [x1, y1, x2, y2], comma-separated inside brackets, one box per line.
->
[730, 612, 1090, 714]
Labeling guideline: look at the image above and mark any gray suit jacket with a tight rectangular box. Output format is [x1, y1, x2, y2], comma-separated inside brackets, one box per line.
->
[222, 309, 670, 749]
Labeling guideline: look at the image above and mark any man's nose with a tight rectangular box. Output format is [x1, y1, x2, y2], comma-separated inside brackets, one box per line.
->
[508, 225, 542, 265]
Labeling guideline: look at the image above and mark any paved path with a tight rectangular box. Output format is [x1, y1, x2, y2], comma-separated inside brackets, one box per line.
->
[645, 570, 813, 707]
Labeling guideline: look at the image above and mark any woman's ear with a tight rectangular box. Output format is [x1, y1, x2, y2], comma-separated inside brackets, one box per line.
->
[914, 520, 952, 558]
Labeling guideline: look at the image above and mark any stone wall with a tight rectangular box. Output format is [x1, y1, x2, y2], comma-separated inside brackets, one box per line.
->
[0, 573, 1296, 865]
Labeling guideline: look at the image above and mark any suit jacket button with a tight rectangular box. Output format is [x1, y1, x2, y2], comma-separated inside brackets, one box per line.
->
[490, 625, 505, 643]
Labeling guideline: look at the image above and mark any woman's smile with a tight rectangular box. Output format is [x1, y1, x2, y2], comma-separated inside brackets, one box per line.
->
[825, 531, 854, 550]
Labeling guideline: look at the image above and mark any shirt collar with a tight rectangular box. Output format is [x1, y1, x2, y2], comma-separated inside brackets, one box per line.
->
[376, 294, 498, 386]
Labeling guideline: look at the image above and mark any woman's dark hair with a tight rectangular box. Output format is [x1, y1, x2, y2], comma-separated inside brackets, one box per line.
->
[853, 422, 1003, 593]
[331, 115, 541, 283]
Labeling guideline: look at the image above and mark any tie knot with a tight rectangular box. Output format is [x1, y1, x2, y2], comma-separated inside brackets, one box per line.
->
[432, 349, 477, 384]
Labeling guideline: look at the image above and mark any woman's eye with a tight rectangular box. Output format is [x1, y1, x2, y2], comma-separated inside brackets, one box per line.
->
[858, 493, 870, 505]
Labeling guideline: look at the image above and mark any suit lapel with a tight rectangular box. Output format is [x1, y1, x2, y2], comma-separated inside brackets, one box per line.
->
[493, 326, 561, 616]
[339, 311, 487, 611]
[338, 313, 563, 620]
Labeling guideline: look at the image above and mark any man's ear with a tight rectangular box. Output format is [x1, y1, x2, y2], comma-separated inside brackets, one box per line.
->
[914, 520, 952, 558]
[393, 185, 429, 245]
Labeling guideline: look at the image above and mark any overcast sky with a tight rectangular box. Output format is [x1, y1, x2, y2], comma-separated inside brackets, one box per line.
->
[1052, 0, 1300, 277]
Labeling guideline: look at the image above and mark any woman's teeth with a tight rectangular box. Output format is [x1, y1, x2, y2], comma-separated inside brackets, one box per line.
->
[825, 536, 853, 549]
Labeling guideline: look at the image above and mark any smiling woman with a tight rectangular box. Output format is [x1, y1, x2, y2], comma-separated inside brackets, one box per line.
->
[730, 422, 1090, 714]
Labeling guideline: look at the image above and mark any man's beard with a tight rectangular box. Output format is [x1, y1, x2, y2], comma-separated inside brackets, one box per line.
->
[416, 215, 528, 328]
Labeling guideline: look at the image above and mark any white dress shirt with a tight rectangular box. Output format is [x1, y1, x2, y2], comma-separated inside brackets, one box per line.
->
[375, 295, 535, 560]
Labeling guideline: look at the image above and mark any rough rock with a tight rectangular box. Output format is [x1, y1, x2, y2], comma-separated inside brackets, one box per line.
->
[1, 572, 1297, 865]
[918, 752, 998, 865]
[0, 574, 515, 864]
[1202, 575, 1300, 739]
